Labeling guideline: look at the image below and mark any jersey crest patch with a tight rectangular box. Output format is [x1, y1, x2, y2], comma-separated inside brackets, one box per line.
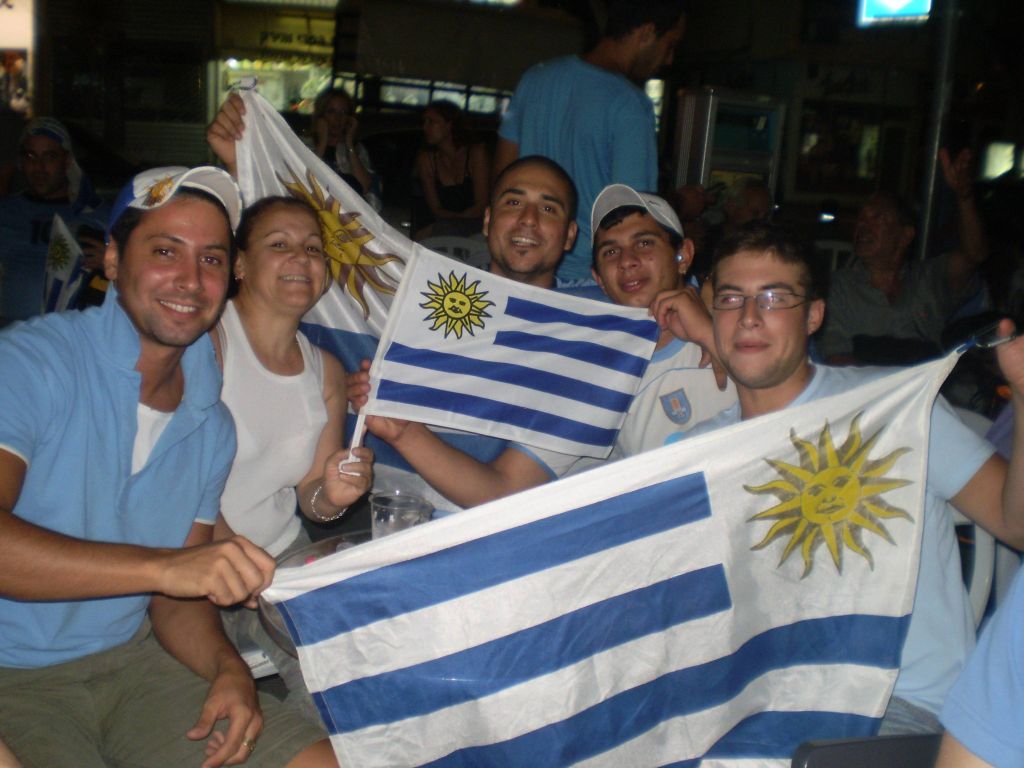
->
[660, 388, 692, 424]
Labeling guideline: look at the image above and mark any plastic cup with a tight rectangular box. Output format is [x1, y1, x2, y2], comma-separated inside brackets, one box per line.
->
[370, 492, 431, 539]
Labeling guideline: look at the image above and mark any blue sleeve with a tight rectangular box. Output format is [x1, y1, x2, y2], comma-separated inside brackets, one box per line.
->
[985, 402, 1013, 460]
[926, 397, 994, 500]
[0, 330, 62, 466]
[499, 68, 533, 144]
[608, 94, 657, 191]
[195, 405, 237, 525]
[941, 567, 1024, 765]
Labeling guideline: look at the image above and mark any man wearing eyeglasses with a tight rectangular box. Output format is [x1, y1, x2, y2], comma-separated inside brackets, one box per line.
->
[660, 220, 1024, 736]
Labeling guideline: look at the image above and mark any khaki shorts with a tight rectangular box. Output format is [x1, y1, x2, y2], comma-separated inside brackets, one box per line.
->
[0, 625, 326, 768]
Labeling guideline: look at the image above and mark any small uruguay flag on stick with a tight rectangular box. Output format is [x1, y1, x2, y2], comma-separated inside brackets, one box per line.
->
[354, 247, 660, 458]
[43, 214, 87, 314]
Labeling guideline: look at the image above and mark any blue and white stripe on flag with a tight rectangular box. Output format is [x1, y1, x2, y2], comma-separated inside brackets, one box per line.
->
[234, 84, 510, 514]
[360, 247, 659, 457]
[43, 214, 87, 314]
[265, 352, 958, 767]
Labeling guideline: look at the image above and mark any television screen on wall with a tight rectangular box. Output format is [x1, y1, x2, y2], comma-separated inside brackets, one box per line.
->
[857, 0, 931, 27]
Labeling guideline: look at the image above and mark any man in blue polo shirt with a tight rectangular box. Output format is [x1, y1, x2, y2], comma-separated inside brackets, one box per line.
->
[0, 167, 337, 767]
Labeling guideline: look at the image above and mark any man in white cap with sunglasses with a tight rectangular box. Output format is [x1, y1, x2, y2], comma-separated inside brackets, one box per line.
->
[0, 167, 337, 767]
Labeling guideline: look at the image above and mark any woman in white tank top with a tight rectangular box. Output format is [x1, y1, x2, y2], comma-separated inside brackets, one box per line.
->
[210, 196, 373, 723]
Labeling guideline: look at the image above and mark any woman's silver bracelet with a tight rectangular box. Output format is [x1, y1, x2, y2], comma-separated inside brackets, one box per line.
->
[310, 485, 345, 522]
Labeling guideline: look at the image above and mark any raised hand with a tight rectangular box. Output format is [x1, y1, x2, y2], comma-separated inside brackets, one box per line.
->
[939, 147, 975, 201]
[206, 93, 246, 174]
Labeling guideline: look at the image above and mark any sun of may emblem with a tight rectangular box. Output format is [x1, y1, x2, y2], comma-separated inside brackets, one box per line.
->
[745, 413, 913, 577]
[47, 234, 72, 271]
[280, 168, 403, 319]
[420, 271, 493, 339]
[144, 176, 175, 207]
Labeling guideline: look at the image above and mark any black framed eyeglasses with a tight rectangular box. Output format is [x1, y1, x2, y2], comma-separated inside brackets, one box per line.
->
[712, 290, 808, 311]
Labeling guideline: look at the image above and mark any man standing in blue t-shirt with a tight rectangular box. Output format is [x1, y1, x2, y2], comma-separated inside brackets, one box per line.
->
[493, 0, 687, 287]
[658, 220, 1024, 735]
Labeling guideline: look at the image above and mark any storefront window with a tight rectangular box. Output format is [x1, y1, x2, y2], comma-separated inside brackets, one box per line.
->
[468, 90, 506, 114]
[217, 58, 333, 114]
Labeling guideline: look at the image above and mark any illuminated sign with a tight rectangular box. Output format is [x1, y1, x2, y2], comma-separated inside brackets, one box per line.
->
[0, 0, 33, 48]
[857, 0, 931, 27]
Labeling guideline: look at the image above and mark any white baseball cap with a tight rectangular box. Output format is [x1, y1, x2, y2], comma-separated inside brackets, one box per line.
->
[591, 183, 684, 245]
[108, 166, 243, 235]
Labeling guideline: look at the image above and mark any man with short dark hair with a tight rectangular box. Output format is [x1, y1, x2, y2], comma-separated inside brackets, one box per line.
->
[348, 155, 581, 508]
[0, 166, 337, 768]
[484, 155, 579, 288]
[667, 220, 1024, 735]
[0, 117, 108, 322]
[493, 0, 688, 287]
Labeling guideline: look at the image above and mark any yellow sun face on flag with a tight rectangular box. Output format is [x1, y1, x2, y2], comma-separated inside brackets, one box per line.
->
[745, 413, 912, 577]
[47, 233, 72, 271]
[281, 168, 403, 319]
[420, 271, 493, 339]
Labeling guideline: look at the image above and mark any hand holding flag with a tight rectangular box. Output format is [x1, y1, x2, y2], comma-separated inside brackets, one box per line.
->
[43, 214, 87, 314]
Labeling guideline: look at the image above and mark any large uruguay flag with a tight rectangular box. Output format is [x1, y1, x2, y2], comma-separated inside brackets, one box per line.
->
[264, 352, 958, 767]
[358, 247, 659, 458]
[234, 84, 510, 511]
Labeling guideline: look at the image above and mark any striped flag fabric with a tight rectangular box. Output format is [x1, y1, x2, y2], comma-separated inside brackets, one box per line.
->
[359, 247, 659, 458]
[234, 84, 510, 512]
[264, 352, 958, 767]
[233, 84, 406, 349]
[43, 214, 87, 314]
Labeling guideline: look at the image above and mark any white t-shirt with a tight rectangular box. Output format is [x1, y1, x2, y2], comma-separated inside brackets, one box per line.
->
[515, 337, 738, 477]
[132, 403, 173, 475]
[218, 302, 328, 556]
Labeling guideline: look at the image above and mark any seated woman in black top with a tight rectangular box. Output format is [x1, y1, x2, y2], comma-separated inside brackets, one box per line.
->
[312, 87, 378, 209]
[413, 100, 488, 241]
